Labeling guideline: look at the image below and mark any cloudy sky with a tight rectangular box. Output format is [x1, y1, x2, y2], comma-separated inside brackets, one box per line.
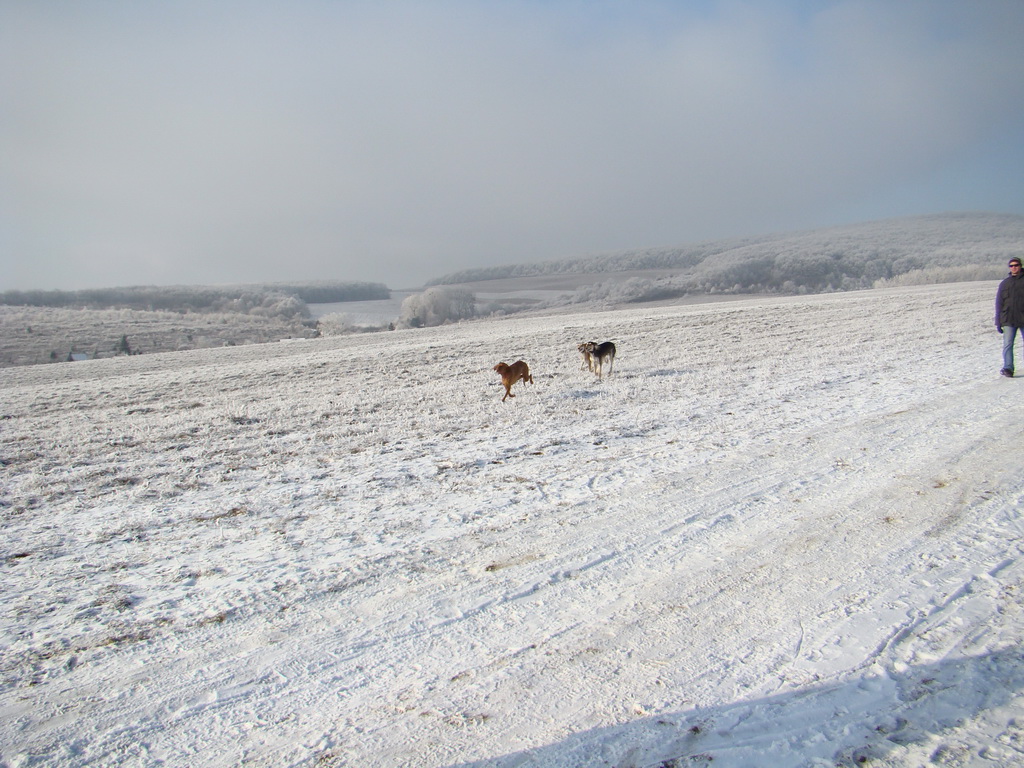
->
[2, 1, 1023, 291]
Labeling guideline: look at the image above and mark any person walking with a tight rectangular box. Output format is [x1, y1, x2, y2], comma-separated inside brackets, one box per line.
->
[995, 257, 1024, 377]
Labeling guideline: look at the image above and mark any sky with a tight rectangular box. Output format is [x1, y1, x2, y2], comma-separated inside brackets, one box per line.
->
[2, 1, 1024, 292]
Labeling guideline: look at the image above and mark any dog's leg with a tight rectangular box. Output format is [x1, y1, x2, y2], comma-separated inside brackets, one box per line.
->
[581, 346, 594, 373]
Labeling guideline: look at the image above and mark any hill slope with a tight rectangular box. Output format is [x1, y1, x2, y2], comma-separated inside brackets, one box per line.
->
[2, 282, 1022, 766]
[430, 211, 1024, 298]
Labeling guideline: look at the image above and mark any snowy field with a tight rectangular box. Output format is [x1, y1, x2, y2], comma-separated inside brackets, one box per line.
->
[1, 282, 1022, 767]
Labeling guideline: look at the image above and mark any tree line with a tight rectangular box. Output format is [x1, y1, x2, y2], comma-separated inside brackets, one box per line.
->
[426, 212, 1024, 298]
[0, 281, 390, 318]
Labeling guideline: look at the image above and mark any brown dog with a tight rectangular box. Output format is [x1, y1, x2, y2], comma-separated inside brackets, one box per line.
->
[493, 361, 533, 402]
[578, 342, 595, 372]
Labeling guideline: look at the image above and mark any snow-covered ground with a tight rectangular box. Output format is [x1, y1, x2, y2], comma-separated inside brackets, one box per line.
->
[1, 282, 1022, 768]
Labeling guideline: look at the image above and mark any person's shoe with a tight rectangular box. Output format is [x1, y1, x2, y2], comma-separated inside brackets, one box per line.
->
[1001, 368, 1014, 378]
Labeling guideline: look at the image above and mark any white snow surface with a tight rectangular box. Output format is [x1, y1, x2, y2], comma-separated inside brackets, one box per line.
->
[2, 282, 1023, 768]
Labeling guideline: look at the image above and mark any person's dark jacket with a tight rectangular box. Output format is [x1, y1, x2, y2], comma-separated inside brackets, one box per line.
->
[995, 271, 1024, 330]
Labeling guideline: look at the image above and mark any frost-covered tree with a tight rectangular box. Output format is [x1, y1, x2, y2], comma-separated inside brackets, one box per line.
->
[398, 287, 476, 328]
[317, 313, 353, 336]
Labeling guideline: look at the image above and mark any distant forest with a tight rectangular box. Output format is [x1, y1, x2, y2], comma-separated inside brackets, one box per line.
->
[0, 281, 392, 366]
[427, 212, 1024, 302]
[0, 281, 389, 320]
[3, 213, 1022, 362]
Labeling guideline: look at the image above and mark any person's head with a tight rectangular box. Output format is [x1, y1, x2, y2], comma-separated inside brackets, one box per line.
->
[1010, 258, 1022, 274]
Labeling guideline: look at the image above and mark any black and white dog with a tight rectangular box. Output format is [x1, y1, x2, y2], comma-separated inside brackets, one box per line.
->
[578, 341, 616, 379]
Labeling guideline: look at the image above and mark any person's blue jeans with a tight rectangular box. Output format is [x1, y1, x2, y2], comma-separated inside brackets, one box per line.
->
[1003, 326, 1020, 372]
